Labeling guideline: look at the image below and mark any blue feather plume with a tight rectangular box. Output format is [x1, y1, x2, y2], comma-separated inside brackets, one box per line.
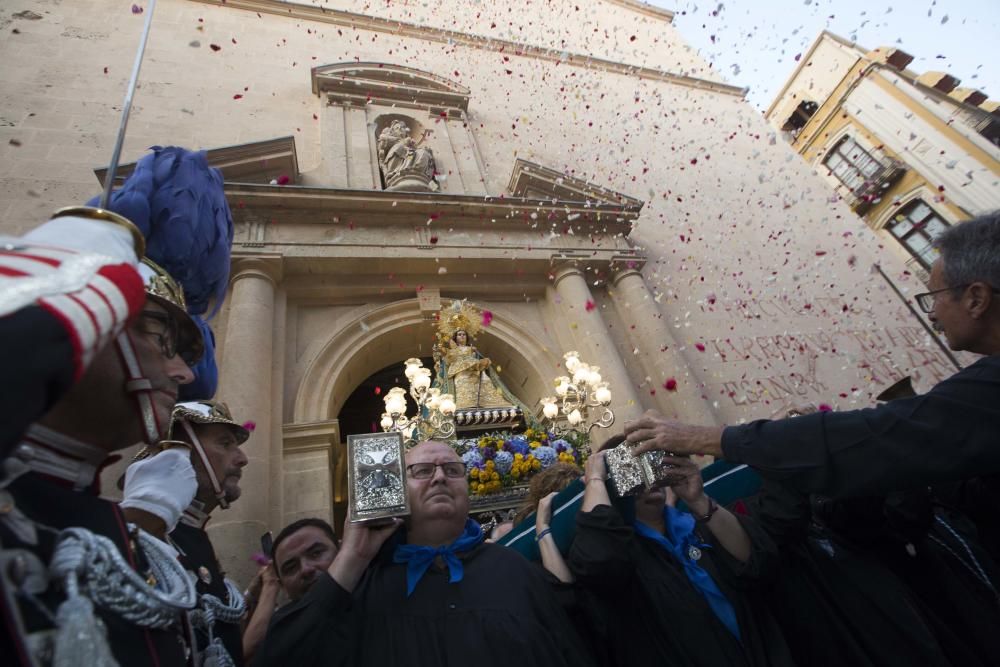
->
[88, 146, 233, 400]
[89, 146, 233, 317]
[179, 316, 218, 401]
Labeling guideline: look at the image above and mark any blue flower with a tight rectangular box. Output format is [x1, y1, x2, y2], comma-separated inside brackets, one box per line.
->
[507, 435, 530, 455]
[533, 446, 558, 468]
[494, 450, 514, 475]
[552, 439, 571, 453]
[462, 449, 484, 468]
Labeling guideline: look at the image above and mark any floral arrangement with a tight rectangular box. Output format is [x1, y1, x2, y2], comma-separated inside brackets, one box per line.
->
[462, 428, 588, 495]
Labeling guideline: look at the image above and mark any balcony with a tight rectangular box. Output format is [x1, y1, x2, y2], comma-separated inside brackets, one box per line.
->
[849, 159, 907, 215]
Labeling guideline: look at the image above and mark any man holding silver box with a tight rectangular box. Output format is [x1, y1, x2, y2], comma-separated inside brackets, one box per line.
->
[252, 440, 595, 667]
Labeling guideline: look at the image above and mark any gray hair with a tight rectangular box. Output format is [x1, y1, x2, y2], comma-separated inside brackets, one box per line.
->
[933, 211, 1000, 289]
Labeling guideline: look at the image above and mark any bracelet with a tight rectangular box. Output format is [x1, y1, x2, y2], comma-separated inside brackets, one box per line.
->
[693, 497, 719, 523]
[535, 528, 553, 542]
[586, 477, 606, 483]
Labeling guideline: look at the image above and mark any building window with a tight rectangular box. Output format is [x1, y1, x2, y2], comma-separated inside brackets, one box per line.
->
[781, 100, 818, 139]
[887, 200, 950, 268]
[823, 137, 882, 191]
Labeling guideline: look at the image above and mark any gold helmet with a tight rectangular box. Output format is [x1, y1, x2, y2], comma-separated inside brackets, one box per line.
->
[169, 400, 250, 443]
[138, 258, 205, 365]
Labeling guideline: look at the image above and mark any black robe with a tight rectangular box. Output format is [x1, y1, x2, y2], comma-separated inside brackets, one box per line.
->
[172, 520, 245, 665]
[0, 472, 188, 666]
[568, 504, 793, 667]
[722, 355, 1000, 496]
[749, 477, 994, 667]
[253, 541, 596, 667]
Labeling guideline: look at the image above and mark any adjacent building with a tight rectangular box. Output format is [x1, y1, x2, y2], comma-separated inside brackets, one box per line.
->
[766, 30, 1000, 282]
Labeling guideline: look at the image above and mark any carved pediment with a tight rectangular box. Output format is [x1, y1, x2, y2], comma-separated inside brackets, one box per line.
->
[312, 62, 471, 116]
[95, 136, 300, 187]
[507, 159, 643, 210]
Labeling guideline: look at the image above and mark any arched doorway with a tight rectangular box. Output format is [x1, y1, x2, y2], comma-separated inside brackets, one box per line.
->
[290, 298, 560, 530]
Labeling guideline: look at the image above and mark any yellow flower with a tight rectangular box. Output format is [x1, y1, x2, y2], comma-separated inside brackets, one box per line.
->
[491, 472, 500, 481]
[469, 468, 479, 480]
[514, 453, 524, 461]
[530, 441, 541, 449]
[524, 429, 536, 438]
[531, 459, 541, 470]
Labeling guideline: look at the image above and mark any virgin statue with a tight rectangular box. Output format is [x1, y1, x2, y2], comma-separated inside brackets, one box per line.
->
[440, 329, 512, 409]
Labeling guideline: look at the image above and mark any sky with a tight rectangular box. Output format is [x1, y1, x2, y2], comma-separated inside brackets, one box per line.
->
[648, 0, 1000, 110]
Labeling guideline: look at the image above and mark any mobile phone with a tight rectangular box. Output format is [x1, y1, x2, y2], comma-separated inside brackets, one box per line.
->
[260, 531, 273, 557]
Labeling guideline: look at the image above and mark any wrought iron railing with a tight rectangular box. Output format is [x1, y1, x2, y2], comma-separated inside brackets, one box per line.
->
[849, 158, 907, 215]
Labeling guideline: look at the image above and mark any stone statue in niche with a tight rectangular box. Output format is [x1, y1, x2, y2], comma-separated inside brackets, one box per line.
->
[376, 119, 438, 192]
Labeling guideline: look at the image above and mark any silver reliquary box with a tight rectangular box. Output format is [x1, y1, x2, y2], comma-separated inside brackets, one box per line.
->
[346, 432, 410, 523]
[605, 443, 679, 497]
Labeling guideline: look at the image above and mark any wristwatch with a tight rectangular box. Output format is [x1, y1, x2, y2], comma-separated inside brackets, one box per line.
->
[693, 497, 719, 523]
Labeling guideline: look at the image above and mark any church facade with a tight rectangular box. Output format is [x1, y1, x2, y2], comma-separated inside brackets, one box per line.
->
[1, 0, 962, 585]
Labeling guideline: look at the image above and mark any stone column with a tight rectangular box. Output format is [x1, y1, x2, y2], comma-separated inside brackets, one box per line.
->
[609, 267, 718, 425]
[552, 264, 644, 423]
[209, 256, 282, 587]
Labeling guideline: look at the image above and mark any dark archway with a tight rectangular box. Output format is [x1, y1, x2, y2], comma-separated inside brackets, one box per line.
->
[336, 357, 433, 441]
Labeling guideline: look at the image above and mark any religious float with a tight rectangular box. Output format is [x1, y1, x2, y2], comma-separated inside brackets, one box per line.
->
[347, 299, 616, 526]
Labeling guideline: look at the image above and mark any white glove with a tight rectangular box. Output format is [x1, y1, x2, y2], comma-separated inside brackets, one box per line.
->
[119, 448, 198, 533]
[23, 215, 139, 265]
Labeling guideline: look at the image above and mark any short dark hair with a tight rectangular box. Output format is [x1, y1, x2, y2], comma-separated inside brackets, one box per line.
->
[271, 517, 337, 562]
[934, 211, 1000, 289]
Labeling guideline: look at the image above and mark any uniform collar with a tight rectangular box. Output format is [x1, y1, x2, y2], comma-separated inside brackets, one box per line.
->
[12, 424, 110, 492]
[180, 498, 211, 529]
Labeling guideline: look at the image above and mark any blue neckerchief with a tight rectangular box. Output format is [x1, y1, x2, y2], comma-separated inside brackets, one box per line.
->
[392, 518, 484, 597]
[634, 506, 742, 640]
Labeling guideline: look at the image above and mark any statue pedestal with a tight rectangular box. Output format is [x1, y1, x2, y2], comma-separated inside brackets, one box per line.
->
[385, 169, 437, 192]
[454, 406, 524, 434]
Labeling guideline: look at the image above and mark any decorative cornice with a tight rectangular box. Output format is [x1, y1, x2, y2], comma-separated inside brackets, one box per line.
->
[223, 180, 640, 232]
[313, 62, 471, 114]
[507, 158, 644, 210]
[95, 136, 299, 187]
[604, 0, 674, 22]
[190, 0, 744, 97]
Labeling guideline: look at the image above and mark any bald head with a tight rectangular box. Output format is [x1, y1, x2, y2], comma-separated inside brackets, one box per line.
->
[406, 440, 461, 465]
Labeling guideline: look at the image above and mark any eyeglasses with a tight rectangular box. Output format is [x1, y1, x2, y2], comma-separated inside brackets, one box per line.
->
[136, 310, 201, 365]
[406, 462, 467, 480]
[913, 285, 1000, 313]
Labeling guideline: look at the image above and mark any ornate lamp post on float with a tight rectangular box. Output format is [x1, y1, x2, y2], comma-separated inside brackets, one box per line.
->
[379, 357, 457, 445]
[540, 351, 614, 454]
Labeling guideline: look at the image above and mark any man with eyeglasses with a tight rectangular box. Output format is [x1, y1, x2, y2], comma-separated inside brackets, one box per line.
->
[251, 440, 596, 667]
[619, 210, 1000, 499]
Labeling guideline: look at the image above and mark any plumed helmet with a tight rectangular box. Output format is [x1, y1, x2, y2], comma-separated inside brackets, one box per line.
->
[138, 258, 204, 366]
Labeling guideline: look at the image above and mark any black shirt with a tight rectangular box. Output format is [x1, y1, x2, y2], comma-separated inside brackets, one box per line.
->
[723, 355, 1000, 496]
[569, 504, 793, 667]
[253, 541, 596, 667]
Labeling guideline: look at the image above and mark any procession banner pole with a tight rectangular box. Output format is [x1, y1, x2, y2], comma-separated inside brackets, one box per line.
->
[99, 0, 158, 208]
